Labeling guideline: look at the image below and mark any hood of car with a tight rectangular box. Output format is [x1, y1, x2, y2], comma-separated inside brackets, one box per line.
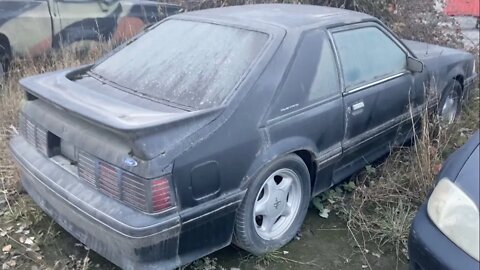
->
[438, 131, 479, 205]
[402, 39, 467, 60]
[454, 137, 479, 205]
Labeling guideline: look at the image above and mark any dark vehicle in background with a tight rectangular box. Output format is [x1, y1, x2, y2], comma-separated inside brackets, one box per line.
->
[0, 0, 183, 79]
[409, 131, 479, 270]
[9, 4, 478, 269]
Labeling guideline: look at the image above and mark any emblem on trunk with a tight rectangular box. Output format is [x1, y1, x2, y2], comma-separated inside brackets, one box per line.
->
[124, 157, 138, 167]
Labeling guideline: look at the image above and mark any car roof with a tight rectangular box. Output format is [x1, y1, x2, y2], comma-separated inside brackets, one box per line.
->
[180, 4, 373, 29]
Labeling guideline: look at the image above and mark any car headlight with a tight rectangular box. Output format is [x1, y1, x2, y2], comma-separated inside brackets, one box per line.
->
[427, 178, 479, 261]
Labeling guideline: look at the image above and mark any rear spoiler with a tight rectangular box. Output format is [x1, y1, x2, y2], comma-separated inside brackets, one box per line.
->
[19, 67, 222, 160]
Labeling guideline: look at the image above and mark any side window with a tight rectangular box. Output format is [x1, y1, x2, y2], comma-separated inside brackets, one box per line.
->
[332, 26, 407, 90]
[270, 29, 340, 118]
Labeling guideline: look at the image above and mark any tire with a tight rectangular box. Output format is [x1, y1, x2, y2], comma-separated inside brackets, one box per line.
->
[0, 51, 9, 85]
[0, 60, 4, 85]
[438, 80, 462, 125]
[233, 154, 311, 255]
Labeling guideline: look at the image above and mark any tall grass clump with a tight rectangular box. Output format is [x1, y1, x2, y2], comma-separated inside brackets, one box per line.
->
[0, 41, 113, 189]
[341, 90, 479, 263]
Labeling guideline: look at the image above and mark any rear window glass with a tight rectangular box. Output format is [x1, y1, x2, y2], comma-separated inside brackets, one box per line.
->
[91, 20, 269, 110]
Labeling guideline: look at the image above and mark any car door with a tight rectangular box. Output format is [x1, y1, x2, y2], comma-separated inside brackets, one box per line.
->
[265, 28, 344, 194]
[0, 0, 54, 57]
[329, 23, 422, 182]
[50, 0, 121, 47]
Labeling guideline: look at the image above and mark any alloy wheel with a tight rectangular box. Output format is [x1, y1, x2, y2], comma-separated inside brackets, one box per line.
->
[440, 90, 460, 124]
[253, 168, 302, 240]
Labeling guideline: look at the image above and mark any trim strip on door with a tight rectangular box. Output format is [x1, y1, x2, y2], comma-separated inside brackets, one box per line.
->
[345, 72, 408, 95]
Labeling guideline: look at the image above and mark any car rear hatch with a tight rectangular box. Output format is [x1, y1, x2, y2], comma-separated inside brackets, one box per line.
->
[18, 67, 222, 214]
[20, 66, 221, 161]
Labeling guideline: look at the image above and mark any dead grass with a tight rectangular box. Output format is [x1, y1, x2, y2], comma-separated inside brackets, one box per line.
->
[340, 89, 480, 265]
[0, 43, 114, 270]
[0, 42, 112, 187]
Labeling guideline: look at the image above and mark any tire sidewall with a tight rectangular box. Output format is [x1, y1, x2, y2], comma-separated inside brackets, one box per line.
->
[0, 52, 8, 85]
[0, 57, 4, 85]
[235, 155, 311, 255]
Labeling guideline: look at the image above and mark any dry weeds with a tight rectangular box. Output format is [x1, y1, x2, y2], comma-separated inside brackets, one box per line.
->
[340, 90, 479, 267]
[0, 43, 114, 270]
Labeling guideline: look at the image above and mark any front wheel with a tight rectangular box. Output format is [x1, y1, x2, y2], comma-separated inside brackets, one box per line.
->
[0, 56, 5, 85]
[233, 154, 311, 255]
[438, 80, 462, 125]
[0, 52, 9, 86]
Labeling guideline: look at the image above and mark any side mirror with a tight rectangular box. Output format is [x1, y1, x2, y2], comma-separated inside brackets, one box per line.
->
[407, 56, 424, 73]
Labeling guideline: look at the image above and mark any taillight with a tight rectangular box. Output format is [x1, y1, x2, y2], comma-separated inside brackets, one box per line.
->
[98, 162, 121, 200]
[18, 114, 49, 156]
[78, 151, 175, 214]
[151, 178, 172, 212]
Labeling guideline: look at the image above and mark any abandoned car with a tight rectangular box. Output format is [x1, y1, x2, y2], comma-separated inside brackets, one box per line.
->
[409, 131, 480, 269]
[0, 0, 183, 79]
[9, 4, 478, 269]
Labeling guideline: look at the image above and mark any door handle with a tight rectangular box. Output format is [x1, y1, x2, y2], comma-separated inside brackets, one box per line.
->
[351, 101, 365, 111]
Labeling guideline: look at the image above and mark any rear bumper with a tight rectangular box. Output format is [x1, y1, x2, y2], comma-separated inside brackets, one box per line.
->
[408, 202, 479, 270]
[9, 135, 243, 269]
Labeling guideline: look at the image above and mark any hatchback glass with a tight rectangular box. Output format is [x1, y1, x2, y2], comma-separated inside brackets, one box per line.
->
[91, 20, 269, 109]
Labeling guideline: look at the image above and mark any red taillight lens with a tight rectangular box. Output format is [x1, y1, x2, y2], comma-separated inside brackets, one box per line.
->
[78, 151, 175, 214]
[98, 162, 121, 199]
[151, 178, 172, 212]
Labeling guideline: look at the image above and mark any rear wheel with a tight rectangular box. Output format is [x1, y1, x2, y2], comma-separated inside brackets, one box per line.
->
[438, 80, 462, 125]
[0, 60, 4, 85]
[0, 51, 9, 86]
[233, 154, 310, 255]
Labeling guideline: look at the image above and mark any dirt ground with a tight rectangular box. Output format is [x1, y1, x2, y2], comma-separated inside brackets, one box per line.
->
[0, 195, 408, 270]
[211, 210, 408, 270]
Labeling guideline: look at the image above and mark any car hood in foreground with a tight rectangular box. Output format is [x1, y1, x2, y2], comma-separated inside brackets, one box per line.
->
[438, 131, 479, 205]
[454, 136, 479, 205]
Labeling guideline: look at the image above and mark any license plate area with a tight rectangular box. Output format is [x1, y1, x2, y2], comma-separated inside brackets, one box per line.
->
[48, 133, 79, 175]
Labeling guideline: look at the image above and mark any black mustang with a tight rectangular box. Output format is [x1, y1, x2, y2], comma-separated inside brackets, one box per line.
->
[9, 4, 477, 269]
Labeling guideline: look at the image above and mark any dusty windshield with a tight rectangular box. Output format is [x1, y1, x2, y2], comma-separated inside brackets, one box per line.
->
[91, 19, 269, 110]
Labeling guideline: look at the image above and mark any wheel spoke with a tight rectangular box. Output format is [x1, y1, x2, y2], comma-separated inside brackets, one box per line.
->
[278, 176, 293, 193]
[254, 196, 269, 216]
[441, 94, 458, 125]
[281, 203, 292, 217]
[264, 176, 277, 195]
[261, 213, 276, 233]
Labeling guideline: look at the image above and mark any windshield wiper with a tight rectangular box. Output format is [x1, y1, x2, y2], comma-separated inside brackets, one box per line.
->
[86, 70, 194, 112]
